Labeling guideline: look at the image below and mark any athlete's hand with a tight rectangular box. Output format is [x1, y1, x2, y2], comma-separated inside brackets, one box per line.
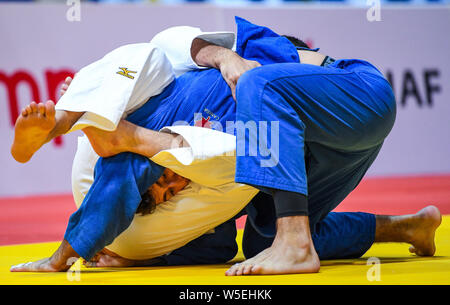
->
[10, 239, 79, 272]
[191, 38, 261, 101]
[10, 257, 67, 272]
[59, 76, 73, 97]
[218, 52, 261, 101]
[83, 248, 135, 268]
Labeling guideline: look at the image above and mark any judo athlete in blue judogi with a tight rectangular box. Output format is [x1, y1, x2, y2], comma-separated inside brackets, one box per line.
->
[66, 17, 394, 270]
[226, 17, 396, 274]
[10, 17, 408, 274]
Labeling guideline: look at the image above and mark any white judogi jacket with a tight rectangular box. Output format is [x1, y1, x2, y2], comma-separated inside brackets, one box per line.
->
[60, 27, 257, 260]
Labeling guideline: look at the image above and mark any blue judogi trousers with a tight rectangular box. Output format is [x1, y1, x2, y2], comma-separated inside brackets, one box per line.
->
[235, 60, 396, 233]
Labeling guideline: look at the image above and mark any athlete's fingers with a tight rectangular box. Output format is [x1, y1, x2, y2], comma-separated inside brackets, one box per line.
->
[61, 84, 68, 93]
[83, 261, 97, 268]
[10, 263, 26, 272]
[65, 76, 72, 85]
[88, 254, 100, 263]
[96, 255, 117, 267]
[225, 79, 237, 101]
[10, 262, 33, 272]
[60, 88, 67, 97]
[231, 84, 237, 101]
[60, 76, 73, 97]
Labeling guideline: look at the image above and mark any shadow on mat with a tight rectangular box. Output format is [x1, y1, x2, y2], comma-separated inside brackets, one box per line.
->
[79, 264, 227, 273]
[320, 255, 448, 267]
[72, 256, 448, 273]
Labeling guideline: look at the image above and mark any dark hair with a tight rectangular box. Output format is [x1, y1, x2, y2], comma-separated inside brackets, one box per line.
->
[136, 191, 157, 216]
[282, 35, 310, 49]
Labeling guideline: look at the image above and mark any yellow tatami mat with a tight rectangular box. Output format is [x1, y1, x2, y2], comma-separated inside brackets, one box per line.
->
[1, 216, 449, 285]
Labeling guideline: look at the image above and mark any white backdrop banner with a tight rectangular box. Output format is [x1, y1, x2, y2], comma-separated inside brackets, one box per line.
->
[0, 4, 449, 196]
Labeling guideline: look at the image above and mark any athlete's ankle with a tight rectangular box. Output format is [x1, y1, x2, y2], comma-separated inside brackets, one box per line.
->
[51, 110, 84, 139]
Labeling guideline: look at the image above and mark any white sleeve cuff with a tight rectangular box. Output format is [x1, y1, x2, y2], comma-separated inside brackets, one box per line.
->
[160, 125, 236, 164]
[150, 126, 237, 187]
[151, 26, 236, 77]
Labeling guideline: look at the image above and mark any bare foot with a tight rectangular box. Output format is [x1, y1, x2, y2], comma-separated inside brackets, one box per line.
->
[408, 205, 442, 256]
[226, 237, 320, 276]
[226, 216, 320, 276]
[11, 100, 56, 163]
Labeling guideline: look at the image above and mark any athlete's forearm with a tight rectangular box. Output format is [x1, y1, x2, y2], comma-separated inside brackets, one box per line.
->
[127, 123, 189, 158]
[191, 38, 261, 100]
[191, 38, 233, 69]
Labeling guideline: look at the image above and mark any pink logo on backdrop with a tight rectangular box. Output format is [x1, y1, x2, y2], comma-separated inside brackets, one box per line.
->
[0, 69, 75, 146]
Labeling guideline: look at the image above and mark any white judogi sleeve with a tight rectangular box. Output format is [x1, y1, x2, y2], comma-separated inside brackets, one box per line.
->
[55, 43, 174, 133]
[150, 26, 236, 77]
[57, 28, 234, 134]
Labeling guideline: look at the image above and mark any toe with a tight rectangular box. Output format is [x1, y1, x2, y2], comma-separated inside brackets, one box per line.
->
[30, 102, 38, 113]
[225, 264, 240, 276]
[38, 103, 45, 115]
[236, 264, 246, 276]
[250, 264, 263, 275]
[243, 264, 254, 275]
[45, 100, 56, 118]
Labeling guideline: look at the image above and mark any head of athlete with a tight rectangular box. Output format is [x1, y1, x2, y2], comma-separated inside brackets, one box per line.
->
[136, 168, 190, 215]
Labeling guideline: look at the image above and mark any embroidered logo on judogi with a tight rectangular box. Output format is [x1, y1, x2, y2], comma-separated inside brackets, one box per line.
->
[117, 67, 137, 79]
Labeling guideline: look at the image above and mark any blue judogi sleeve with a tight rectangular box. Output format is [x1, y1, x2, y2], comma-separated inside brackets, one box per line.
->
[64, 153, 164, 260]
[235, 16, 299, 65]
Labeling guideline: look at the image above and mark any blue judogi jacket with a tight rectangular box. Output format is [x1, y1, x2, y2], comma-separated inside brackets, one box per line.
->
[64, 17, 301, 260]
